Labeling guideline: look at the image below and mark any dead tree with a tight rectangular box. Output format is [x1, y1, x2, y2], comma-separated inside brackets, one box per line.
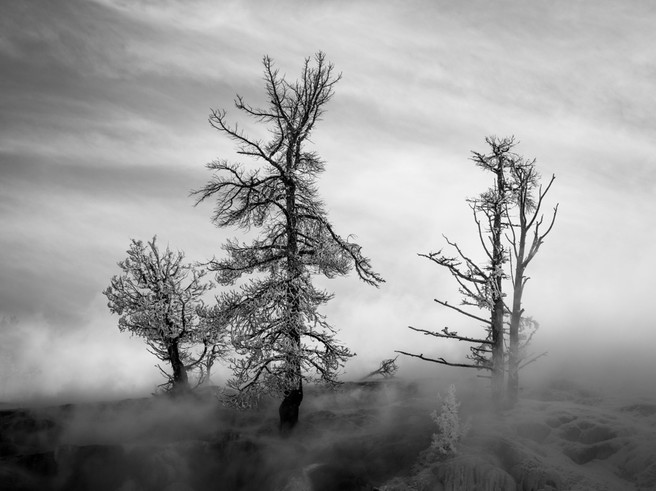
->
[397, 137, 518, 404]
[398, 137, 557, 406]
[505, 161, 558, 405]
[193, 53, 383, 433]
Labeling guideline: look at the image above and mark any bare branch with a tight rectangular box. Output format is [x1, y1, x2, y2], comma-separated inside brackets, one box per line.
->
[432, 299, 490, 325]
[518, 351, 548, 370]
[407, 325, 493, 345]
[395, 350, 490, 370]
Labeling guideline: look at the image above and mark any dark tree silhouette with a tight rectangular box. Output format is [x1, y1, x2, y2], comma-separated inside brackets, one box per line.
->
[193, 53, 383, 432]
[104, 237, 226, 394]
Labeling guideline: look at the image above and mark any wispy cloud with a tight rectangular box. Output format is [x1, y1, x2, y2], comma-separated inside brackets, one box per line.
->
[1, 0, 655, 398]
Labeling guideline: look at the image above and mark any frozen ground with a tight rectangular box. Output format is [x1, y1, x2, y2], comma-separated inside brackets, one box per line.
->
[0, 376, 654, 490]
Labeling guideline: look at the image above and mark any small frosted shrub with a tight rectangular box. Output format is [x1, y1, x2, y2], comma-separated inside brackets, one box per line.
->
[430, 384, 468, 457]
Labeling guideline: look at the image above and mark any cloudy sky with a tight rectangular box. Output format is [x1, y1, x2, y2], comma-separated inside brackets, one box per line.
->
[1, 0, 654, 400]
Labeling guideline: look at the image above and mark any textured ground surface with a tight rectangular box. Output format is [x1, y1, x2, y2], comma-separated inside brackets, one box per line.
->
[0, 378, 654, 490]
[380, 379, 656, 491]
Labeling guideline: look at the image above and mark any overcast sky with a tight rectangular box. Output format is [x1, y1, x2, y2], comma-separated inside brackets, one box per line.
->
[1, 0, 655, 400]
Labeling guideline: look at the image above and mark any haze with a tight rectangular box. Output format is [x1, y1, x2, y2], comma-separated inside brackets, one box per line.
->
[1, 0, 655, 402]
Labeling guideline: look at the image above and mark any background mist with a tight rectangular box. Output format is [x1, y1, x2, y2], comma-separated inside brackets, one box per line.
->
[1, 0, 655, 402]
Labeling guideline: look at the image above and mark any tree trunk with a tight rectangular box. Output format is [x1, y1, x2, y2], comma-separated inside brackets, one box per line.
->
[279, 382, 303, 435]
[491, 296, 505, 406]
[507, 242, 526, 406]
[506, 293, 521, 406]
[280, 145, 305, 434]
[490, 159, 506, 406]
[167, 338, 189, 394]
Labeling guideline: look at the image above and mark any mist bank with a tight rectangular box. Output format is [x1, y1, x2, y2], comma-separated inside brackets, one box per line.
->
[0, 380, 437, 490]
[2, 374, 656, 490]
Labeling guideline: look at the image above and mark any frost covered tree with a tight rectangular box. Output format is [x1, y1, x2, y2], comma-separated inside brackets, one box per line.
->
[431, 385, 468, 458]
[193, 53, 383, 432]
[104, 237, 226, 394]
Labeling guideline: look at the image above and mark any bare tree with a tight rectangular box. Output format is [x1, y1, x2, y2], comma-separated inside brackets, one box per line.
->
[397, 137, 520, 404]
[193, 53, 383, 433]
[505, 160, 558, 404]
[398, 137, 557, 406]
[361, 356, 399, 380]
[104, 237, 226, 394]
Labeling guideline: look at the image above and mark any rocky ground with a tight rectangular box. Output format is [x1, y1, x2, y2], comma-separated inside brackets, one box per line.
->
[382, 379, 656, 491]
[0, 378, 654, 490]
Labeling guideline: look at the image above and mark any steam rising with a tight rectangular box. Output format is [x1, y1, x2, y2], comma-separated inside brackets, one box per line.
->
[1, 367, 655, 489]
[0, 381, 446, 490]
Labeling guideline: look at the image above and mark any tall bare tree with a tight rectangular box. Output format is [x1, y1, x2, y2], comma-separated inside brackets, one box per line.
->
[104, 237, 225, 394]
[398, 137, 557, 405]
[397, 137, 522, 404]
[193, 53, 383, 432]
[505, 161, 558, 404]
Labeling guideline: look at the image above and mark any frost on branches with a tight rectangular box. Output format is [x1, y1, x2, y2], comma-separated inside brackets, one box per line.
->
[193, 53, 383, 431]
[431, 385, 468, 458]
[104, 237, 228, 394]
[221, 272, 352, 401]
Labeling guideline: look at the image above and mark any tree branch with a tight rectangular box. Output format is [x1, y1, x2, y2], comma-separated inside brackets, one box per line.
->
[395, 350, 490, 370]
[408, 325, 493, 345]
[432, 299, 490, 324]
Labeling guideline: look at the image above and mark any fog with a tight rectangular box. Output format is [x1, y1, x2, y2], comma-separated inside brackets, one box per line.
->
[0, 378, 463, 490]
[2, 0, 655, 407]
[2, 362, 653, 489]
[2, 303, 655, 407]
